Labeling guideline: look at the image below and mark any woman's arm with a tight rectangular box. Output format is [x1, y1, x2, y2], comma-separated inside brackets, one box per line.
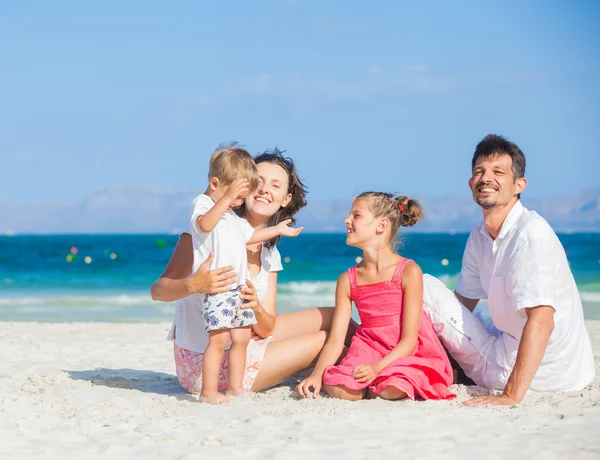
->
[375, 262, 423, 370]
[249, 272, 278, 338]
[150, 233, 237, 302]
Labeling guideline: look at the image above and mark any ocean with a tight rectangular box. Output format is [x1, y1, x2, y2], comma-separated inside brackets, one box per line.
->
[0, 233, 598, 322]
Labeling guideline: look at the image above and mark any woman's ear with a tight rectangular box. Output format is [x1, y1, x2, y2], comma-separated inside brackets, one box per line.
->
[281, 193, 292, 208]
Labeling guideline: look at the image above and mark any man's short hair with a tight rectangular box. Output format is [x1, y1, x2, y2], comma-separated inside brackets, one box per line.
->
[472, 134, 526, 180]
[208, 142, 260, 190]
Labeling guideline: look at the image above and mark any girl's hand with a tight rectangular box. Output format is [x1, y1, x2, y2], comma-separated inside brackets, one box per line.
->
[239, 278, 259, 310]
[352, 364, 379, 384]
[185, 253, 237, 294]
[296, 374, 323, 399]
[275, 219, 303, 238]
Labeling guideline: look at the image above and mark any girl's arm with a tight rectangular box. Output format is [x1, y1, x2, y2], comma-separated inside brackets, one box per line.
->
[150, 234, 237, 302]
[374, 262, 423, 371]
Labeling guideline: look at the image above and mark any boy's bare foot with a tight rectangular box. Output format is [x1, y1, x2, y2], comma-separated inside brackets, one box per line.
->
[200, 391, 229, 404]
[225, 387, 246, 398]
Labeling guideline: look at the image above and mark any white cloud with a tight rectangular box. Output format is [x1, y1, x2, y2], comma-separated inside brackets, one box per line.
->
[223, 66, 453, 105]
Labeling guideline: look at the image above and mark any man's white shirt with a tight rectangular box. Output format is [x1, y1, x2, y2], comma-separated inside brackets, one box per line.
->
[456, 200, 595, 391]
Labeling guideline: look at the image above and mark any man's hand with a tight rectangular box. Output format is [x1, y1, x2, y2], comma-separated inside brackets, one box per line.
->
[223, 178, 250, 205]
[185, 253, 237, 294]
[275, 219, 303, 237]
[462, 393, 518, 407]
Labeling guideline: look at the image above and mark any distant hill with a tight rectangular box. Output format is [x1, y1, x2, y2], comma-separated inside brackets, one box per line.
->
[1, 186, 598, 234]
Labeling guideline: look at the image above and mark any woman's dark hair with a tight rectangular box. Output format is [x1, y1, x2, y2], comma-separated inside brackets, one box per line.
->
[236, 147, 308, 248]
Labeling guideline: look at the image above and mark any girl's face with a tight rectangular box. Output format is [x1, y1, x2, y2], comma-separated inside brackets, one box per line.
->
[244, 161, 292, 221]
[344, 198, 381, 247]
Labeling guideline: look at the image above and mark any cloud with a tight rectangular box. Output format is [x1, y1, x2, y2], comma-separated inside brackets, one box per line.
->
[223, 66, 454, 105]
[191, 65, 540, 118]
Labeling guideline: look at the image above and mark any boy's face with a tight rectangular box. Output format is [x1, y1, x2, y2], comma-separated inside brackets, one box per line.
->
[227, 189, 250, 209]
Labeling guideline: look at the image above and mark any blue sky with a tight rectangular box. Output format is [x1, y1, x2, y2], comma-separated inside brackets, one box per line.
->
[1, 0, 598, 204]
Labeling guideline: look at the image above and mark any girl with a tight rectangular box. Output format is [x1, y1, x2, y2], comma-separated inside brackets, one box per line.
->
[296, 192, 455, 401]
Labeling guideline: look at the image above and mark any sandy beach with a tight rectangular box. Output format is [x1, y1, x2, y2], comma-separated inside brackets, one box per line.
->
[2, 321, 599, 460]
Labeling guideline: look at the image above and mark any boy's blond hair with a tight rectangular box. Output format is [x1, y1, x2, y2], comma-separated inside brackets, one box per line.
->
[208, 143, 260, 191]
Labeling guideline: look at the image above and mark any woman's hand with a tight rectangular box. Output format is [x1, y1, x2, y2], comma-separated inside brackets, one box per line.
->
[352, 364, 380, 384]
[296, 373, 323, 399]
[239, 278, 260, 310]
[275, 219, 304, 237]
[185, 253, 237, 294]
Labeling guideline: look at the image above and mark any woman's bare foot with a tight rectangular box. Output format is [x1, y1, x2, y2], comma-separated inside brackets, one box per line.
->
[200, 391, 229, 404]
[225, 387, 246, 398]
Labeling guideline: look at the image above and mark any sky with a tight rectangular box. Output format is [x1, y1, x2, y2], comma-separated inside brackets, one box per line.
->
[1, 0, 599, 204]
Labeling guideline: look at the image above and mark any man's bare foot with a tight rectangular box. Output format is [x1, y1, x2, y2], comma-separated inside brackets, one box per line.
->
[225, 387, 246, 398]
[200, 391, 229, 404]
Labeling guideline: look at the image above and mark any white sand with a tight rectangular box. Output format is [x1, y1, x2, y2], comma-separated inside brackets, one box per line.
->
[1, 321, 599, 460]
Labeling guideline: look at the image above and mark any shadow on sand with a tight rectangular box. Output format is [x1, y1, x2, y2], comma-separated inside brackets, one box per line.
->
[66, 368, 197, 402]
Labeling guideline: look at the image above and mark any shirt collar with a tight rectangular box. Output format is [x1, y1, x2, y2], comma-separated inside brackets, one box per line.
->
[479, 200, 524, 240]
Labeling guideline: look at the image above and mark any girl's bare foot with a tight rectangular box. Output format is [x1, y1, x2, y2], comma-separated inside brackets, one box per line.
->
[225, 387, 246, 398]
[200, 391, 230, 404]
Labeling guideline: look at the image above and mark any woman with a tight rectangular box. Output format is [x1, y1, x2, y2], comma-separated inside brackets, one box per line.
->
[151, 149, 347, 393]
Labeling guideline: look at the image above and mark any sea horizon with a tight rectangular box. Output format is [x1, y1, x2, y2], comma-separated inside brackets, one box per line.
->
[1, 233, 598, 322]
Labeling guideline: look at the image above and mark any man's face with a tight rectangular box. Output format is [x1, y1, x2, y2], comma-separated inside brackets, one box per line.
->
[469, 154, 523, 210]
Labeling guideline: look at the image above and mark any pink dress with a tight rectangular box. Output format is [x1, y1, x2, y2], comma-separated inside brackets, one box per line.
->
[323, 259, 455, 400]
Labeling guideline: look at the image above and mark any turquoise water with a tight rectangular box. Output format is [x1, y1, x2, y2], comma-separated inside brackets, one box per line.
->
[0, 233, 598, 322]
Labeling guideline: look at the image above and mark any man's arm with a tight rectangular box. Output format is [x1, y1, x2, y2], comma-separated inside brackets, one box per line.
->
[454, 291, 479, 313]
[463, 305, 554, 406]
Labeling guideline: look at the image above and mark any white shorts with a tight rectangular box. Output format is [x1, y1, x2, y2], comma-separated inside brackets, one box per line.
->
[422, 274, 512, 390]
[201, 287, 257, 333]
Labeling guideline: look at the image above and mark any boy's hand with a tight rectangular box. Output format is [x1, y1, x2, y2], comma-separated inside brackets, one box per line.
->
[275, 219, 303, 237]
[224, 178, 250, 205]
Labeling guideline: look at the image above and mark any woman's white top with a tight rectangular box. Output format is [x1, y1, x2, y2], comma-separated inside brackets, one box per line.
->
[166, 240, 283, 353]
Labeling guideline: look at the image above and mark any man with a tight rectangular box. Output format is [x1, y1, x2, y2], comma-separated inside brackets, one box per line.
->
[423, 134, 595, 406]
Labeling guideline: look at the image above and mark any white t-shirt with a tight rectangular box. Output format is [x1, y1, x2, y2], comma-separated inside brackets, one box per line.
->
[456, 200, 595, 392]
[190, 194, 255, 287]
[167, 239, 283, 353]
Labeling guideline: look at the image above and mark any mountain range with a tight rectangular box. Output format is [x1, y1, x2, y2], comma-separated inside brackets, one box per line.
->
[1, 186, 598, 234]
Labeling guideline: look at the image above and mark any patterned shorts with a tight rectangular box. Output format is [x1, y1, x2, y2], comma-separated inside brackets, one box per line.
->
[202, 287, 257, 332]
[174, 332, 272, 393]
